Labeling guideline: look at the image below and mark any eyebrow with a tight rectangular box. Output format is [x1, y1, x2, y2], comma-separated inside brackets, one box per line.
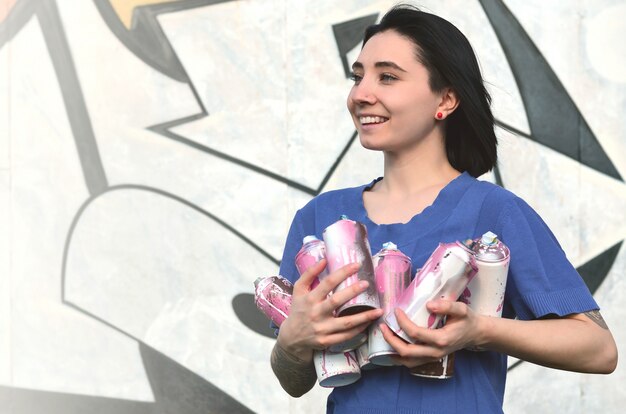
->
[351, 61, 407, 72]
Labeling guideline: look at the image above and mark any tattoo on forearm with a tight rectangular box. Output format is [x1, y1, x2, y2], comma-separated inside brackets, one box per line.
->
[584, 310, 608, 329]
[271, 342, 316, 396]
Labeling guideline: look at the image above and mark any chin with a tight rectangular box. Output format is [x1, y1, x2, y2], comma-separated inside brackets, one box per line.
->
[358, 136, 386, 152]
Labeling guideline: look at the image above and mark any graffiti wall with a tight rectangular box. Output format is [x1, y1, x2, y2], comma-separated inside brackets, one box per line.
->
[0, 0, 624, 413]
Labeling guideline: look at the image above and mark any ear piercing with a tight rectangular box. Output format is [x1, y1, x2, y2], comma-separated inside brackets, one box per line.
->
[436, 112, 443, 119]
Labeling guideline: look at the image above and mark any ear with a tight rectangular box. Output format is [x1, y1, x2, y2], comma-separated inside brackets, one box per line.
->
[435, 88, 459, 120]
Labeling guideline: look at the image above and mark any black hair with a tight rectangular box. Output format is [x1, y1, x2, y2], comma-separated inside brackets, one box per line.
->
[363, 4, 497, 177]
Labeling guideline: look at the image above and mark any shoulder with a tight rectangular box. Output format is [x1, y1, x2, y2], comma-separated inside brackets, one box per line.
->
[471, 177, 514, 201]
[471, 181, 559, 248]
[460, 177, 548, 235]
[468, 177, 536, 212]
[458, 176, 519, 213]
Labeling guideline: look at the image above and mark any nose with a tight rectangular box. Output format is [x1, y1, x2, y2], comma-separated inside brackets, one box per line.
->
[349, 79, 377, 106]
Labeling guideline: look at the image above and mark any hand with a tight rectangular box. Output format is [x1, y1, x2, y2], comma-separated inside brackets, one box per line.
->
[380, 299, 484, 368]
[277, 259, 384, 362]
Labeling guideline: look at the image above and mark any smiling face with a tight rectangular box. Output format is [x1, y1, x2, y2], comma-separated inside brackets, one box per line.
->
[347, 30, 445, 154]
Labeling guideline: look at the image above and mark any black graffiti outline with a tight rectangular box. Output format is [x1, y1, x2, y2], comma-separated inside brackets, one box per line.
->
[1, 0, 108, 194]
[60, 183, 266, 413]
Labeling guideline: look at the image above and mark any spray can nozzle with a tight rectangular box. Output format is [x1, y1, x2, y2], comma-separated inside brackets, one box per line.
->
[382, 241, 398, 250]
[302, 235, 320, 244]
[480, 231, 498, 246]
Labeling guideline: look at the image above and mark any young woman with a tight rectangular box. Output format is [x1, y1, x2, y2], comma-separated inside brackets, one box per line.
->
[270, 5, 617, 413]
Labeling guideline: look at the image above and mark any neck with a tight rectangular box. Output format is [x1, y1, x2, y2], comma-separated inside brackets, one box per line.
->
[379, 133, 460, 196]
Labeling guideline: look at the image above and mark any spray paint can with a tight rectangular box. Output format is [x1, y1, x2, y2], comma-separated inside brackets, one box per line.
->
[253, 276, 293, 327]
[322, 216, 380, 317]
[465, 231, 510, 318]
[253, 276, 362, 387]
[313, 349, 361, 388]
[355, 340, 377, 371]
[369, 242, 412, 366]
[384, 241, 477, 343]
[323, 216, 378, 352]
[295, 235, 329, 289]
[410, 352, 456, 379]
[409, 319, 455, 379]
[296, 234, 365, 352]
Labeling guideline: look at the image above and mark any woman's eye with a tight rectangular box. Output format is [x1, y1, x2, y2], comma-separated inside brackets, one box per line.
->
[380, 73, 397, 83]
[349, 72, 363, 84]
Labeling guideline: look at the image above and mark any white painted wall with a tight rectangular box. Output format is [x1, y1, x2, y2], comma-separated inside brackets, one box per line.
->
[0, 1, 624, 413]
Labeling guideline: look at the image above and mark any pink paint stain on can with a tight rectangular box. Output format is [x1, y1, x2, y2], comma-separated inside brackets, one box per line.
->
[295, 235, 329, 290]
[314, 349, 361, 388]
[369, 242, 411, 366]
[253, 276, 293, 327]
[459, 287, 472, 306]
[322, 216, 380, 317]
[384, 241, 477, 343]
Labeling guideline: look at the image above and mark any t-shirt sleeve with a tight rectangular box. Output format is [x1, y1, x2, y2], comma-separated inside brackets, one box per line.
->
[499, 197, 598, 320]
[271, 209, 308, 334]
[278, 209, 307, 285]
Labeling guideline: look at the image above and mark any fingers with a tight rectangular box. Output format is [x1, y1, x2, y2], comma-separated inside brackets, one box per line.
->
[316, 308, 383, 338]
[334, 308, 383, 331]
[394, 308, 431, 342]
[379, 323, 412, 352]
[310, 262, 361, 301]
[391, 308, 453, 350]
[317, 321, 371, 350]
[426, 299, 468, 318]
[321, 282, 376, 315]
[312, 308, 383, 347]
[303, 309, 381, 350]
[392, 301, 470, 341]
[295, 261, 376, 314]
[379, 323, 447, 362]
[293, 259, 328, 295]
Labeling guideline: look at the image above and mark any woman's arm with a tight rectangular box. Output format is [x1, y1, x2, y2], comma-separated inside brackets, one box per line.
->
[270, 340, 317, 398]
[380, 300, 617, 374]
[271, 260, 384, 397]
[479, 308, 617, 373]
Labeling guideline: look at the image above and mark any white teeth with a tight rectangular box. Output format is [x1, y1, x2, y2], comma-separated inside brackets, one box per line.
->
[359, 116, 387, 124]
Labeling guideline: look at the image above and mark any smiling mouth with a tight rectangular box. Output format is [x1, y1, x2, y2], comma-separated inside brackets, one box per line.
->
[359, 116, 389, 125]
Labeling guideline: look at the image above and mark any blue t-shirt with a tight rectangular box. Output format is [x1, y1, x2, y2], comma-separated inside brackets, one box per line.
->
[278, 172, 598, 414]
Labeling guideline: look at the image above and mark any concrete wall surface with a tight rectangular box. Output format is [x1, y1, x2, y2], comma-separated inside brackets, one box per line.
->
[0, 0, 624, 413]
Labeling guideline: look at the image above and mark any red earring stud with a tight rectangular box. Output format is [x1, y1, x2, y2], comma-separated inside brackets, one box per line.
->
[436, 112, 443, 119]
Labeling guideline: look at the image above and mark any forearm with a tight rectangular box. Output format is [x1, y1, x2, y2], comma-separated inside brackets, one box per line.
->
[477, 311, 617, 374]
[270, 341, 317, 398]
